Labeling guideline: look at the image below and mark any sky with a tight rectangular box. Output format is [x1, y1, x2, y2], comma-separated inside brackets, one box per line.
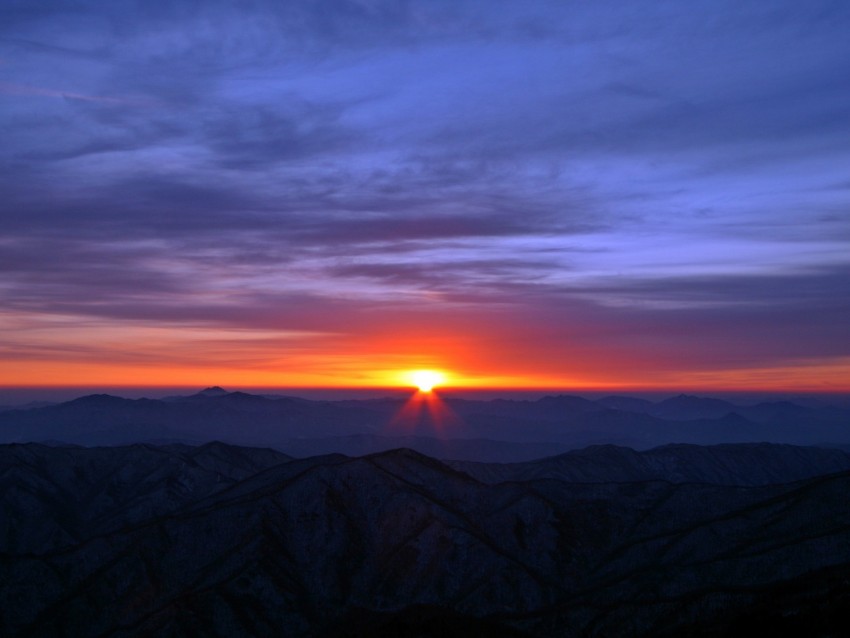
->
[1, 0, 849, 392]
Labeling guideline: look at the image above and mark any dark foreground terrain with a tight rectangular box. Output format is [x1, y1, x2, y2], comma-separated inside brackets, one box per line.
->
[2, 441, 850, 637]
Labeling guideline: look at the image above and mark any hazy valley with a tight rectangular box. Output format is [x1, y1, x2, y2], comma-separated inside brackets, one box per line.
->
[2, 387, 850, 462]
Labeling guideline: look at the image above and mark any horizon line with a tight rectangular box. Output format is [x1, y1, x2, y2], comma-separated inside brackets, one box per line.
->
[2, 384, 849, 396]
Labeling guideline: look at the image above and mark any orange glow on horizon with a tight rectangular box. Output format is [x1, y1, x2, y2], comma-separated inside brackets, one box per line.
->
[1, 357, 850, 393]
[1, 317, 849, 393]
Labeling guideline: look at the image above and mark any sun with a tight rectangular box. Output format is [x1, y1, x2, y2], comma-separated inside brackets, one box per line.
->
[409, 369, 445, 393]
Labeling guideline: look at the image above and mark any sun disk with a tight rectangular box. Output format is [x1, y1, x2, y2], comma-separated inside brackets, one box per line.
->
[410, 370, 445, 392]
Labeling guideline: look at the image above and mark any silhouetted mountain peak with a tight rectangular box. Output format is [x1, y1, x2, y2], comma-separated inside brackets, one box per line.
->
[365, 447, 479, 482]
[650, 394, 740, 420]
[197, 386, 228, 397]
[367, 446, 445, 465]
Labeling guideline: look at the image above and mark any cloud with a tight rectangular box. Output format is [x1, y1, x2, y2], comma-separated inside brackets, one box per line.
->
[0, 81, 138, 105]
[1, 1, 849, 386]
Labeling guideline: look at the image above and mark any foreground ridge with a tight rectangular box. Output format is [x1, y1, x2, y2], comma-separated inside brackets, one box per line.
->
[2, 442, 850, 637]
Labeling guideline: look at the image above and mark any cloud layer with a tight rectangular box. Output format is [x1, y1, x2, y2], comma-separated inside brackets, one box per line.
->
[1, 0, 849, 389]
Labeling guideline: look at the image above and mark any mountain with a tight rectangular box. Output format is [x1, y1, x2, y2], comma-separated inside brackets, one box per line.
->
[2, 442, 850, 637]
[1, 389, 849, 461]
[197, 385, 229, 397]
[0, 391, 385, 448]
[0, 441, 290, 554]
[0, 401, 57, 413]
[450, 442, 850, 485]
[278, 434, 575, 463]
[596, 395, 656, 413]
[646, 393, 740, 420]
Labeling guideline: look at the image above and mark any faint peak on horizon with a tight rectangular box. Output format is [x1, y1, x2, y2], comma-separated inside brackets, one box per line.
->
[197, 386, 228, 397]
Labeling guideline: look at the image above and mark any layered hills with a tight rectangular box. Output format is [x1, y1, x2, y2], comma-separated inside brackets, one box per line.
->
[2, 441, 850, 637]
[3, 389, 849, 635]
[1, 388, 849, 461]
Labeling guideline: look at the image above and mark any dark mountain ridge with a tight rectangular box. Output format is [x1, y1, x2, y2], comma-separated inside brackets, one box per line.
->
[2, 441, 850, 637]
[450, 442, 850, 485]
[0, 441, 291, 554]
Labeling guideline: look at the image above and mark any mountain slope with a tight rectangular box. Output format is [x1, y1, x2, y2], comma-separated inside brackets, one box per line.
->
[0, 442, 290, 554]
[2, 443, 850, 637]
[450, 442, 850, 485]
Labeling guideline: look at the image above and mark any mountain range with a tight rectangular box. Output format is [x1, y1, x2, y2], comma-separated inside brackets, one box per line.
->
[1, 387, 849, 461]
[3, 440, 850, 637]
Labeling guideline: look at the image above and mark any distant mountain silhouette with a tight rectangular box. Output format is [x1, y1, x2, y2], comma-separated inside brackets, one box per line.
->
[0, 401, 56, 413]
[648, 393, 740, 420]
[596, 395, 656, 412]
[1, 389, 849, 461]
[198, 385, 229, 396]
